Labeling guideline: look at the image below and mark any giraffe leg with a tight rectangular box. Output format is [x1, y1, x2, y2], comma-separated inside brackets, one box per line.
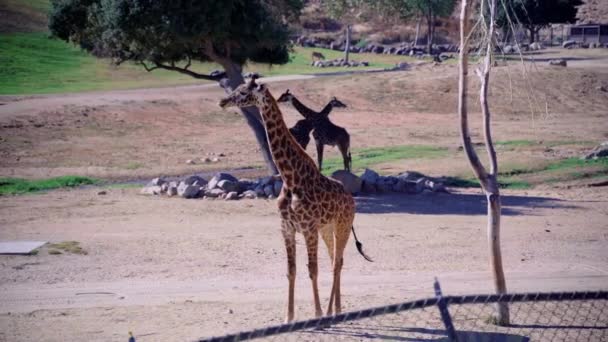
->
[304, 230, 323, 318]
[282, 223, 297, 323]
[338, 140, 351, 172]
[315, 140, 324, 171]
[330, 224, 349, 315]
[326, 224, 348, 315]
[320, 225, 335, 315]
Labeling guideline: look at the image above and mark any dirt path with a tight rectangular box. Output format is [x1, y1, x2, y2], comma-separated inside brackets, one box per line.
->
[1, 186, 606, 341]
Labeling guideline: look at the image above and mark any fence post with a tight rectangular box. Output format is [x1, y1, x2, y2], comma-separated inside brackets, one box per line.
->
[434, 278, 459, 342]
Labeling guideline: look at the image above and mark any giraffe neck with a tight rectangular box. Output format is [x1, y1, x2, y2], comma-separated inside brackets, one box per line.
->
[260, 91, 320, 188]
[318, 102, 333, 118]
[290, 96, 318, 119]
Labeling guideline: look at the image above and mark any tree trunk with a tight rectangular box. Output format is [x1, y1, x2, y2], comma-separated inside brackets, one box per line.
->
[414, 15, 422, 46]
[344, 25, 351, 63]
[459, 0, 509, 326]
[426, 8, 434, 55]
[221, 62, 278, 175]
[528, 26, 536, 43]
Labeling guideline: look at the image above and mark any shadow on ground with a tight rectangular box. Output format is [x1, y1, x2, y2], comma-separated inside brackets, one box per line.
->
[303, 324, 531, 341]
[355, 192, 578, 216]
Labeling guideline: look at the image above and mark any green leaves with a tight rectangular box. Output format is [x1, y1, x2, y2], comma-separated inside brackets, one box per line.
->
[49, 0, 303, 68]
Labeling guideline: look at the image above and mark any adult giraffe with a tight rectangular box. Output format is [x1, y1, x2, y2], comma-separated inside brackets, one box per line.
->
[219, 77, 372, 322]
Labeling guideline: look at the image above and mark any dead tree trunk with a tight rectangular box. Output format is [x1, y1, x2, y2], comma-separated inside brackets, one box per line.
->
[344, 24, 351, 64]
[414, 15, 422, 46]
[458, 0, 510, 325]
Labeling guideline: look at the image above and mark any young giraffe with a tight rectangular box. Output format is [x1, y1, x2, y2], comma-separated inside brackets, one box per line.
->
[219, 77, 372, 322]
[281, 91, 342, 151]
[277, 90, 352, 171]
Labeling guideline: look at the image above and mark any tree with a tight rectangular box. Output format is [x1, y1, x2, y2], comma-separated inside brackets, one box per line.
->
[576, 0, 608, 24]
[49, 0, 304, 175]
[498, 0, 582, 43]
[323, 0, 366, 63]
[459, 0, 509, 325]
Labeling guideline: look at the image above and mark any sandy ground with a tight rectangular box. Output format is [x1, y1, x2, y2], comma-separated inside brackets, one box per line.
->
[1, 49, 608, 341]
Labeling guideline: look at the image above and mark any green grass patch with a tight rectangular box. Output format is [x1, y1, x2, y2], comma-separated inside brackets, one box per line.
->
[0, 176, 99, 195]
[0, 31, 416, 95]
[321, 145, 448, 175]
[47, 241, 87, 255]
[495, 140, 536, 147]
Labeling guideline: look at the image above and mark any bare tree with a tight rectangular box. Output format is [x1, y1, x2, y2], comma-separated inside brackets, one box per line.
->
[458, 0, 510, 325]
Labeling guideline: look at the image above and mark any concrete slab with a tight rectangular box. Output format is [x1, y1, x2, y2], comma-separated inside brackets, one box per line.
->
[0, 241, 46, 255]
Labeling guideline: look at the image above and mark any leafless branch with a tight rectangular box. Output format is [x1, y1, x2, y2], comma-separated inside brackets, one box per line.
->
[140, 60, 223, 81]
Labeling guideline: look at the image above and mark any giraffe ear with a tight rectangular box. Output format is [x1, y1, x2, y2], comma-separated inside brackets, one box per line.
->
[286, 89, 290, 94]
[256, 83, 266, 92]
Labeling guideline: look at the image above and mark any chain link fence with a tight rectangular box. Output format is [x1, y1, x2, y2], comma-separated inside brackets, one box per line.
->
[198, 281, 607, 342]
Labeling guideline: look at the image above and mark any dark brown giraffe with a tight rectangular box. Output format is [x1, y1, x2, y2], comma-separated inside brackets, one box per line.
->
[277, 90, 352, 171]
[219, 77, 372, 323]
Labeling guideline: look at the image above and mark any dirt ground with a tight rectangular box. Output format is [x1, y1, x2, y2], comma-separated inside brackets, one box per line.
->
[1, 49, 607, 341]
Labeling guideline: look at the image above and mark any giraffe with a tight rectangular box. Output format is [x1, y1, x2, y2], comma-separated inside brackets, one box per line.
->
[288, 119, 314, 150]
[219, 77, 372, 322]
[277, 89, 352, 171]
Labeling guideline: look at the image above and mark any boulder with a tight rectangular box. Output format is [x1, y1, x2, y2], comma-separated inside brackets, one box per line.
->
[398, 171, 426, 182]
[330, 170, 362, 194]
[360, 61, 369, 67]
[254, 184, 266, 197]
[147, 177, 166, 187]
[166, 182, 178, 196]
[583, 141, 608, 160]
[562, 40, 576, 49]
[360, 168, 380, 185]
[425, 179, 447, 192]
[549, 59, 567, 67]
[140, 186, 162, 195]
[263, 185, 274, 197]
[177, 181, 200, 199]
[217, 179, 239, 193]
[208, 173, 238, 190]
[529, 42, 543, 51]
[225, 191, 239, 200]
[184, 175, 207, 187]
[242, 190, 257, 199]
[204, 188, 225, 198]
[274, 180, 283, 197]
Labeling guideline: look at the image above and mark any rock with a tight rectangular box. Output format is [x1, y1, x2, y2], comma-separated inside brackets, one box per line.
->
[202, 157, 212, 163]
[562, 40, 576, 49]
[425, 179, 447, 192]
[583, 141, 608, 159]
[147, 177, 166, 187]
[238, 179, 255, 192]
[596, 85, 607, 92]
[549, 59, 567, 67]
[330, 170, 362, 194]
[360, 61, 369, 67]
[360, 168, 380, 185]
[529, 42, 543, 51]
[260, 176, 274, 186]
[398, 171, 426, 182]
[184, 175, 207, 187]
[242, 190, 257, 199]
[186, 159, 196, 165]
[208, 173, 239, 190]
[396, 62, 409, 70]
[217, 179, 239, 193]
[166, 181, 178, 196]
[177, 182, 200, 199]
[268, 194, 276, 200]
[273, 180, 283, 197]
[204, 188, 225, 198]
[212, 157, 220, 162]
[254, 184, 266, 197]
[97, 190, 107, 195]
[140, 186, 162, 195]
[362, 181, 376, 193]
[263, 185, 274, 197]
[225, 191, 239, 200]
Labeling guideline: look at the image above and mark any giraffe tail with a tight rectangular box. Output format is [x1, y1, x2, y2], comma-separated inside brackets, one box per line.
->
[351, 226, 373, 262]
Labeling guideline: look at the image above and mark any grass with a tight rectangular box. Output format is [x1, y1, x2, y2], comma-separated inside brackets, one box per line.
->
[321, 145, 448, 175]
[0, 176, 99, 195]
[0, 32, 416, 95]
[47, 241, 87, 255]
[448, 157, 608, 189]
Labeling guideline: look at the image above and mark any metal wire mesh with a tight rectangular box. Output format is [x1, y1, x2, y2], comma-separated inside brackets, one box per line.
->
[197, 289, 608, 342]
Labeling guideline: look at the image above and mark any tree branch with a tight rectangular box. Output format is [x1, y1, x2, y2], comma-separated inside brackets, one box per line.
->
[139, 61, 224, 81]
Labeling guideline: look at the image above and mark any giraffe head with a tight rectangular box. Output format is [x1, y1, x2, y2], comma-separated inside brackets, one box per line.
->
[276, 89, 294, 103]
[219, 76, 268, 109]
[329, 96, 347, 109]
